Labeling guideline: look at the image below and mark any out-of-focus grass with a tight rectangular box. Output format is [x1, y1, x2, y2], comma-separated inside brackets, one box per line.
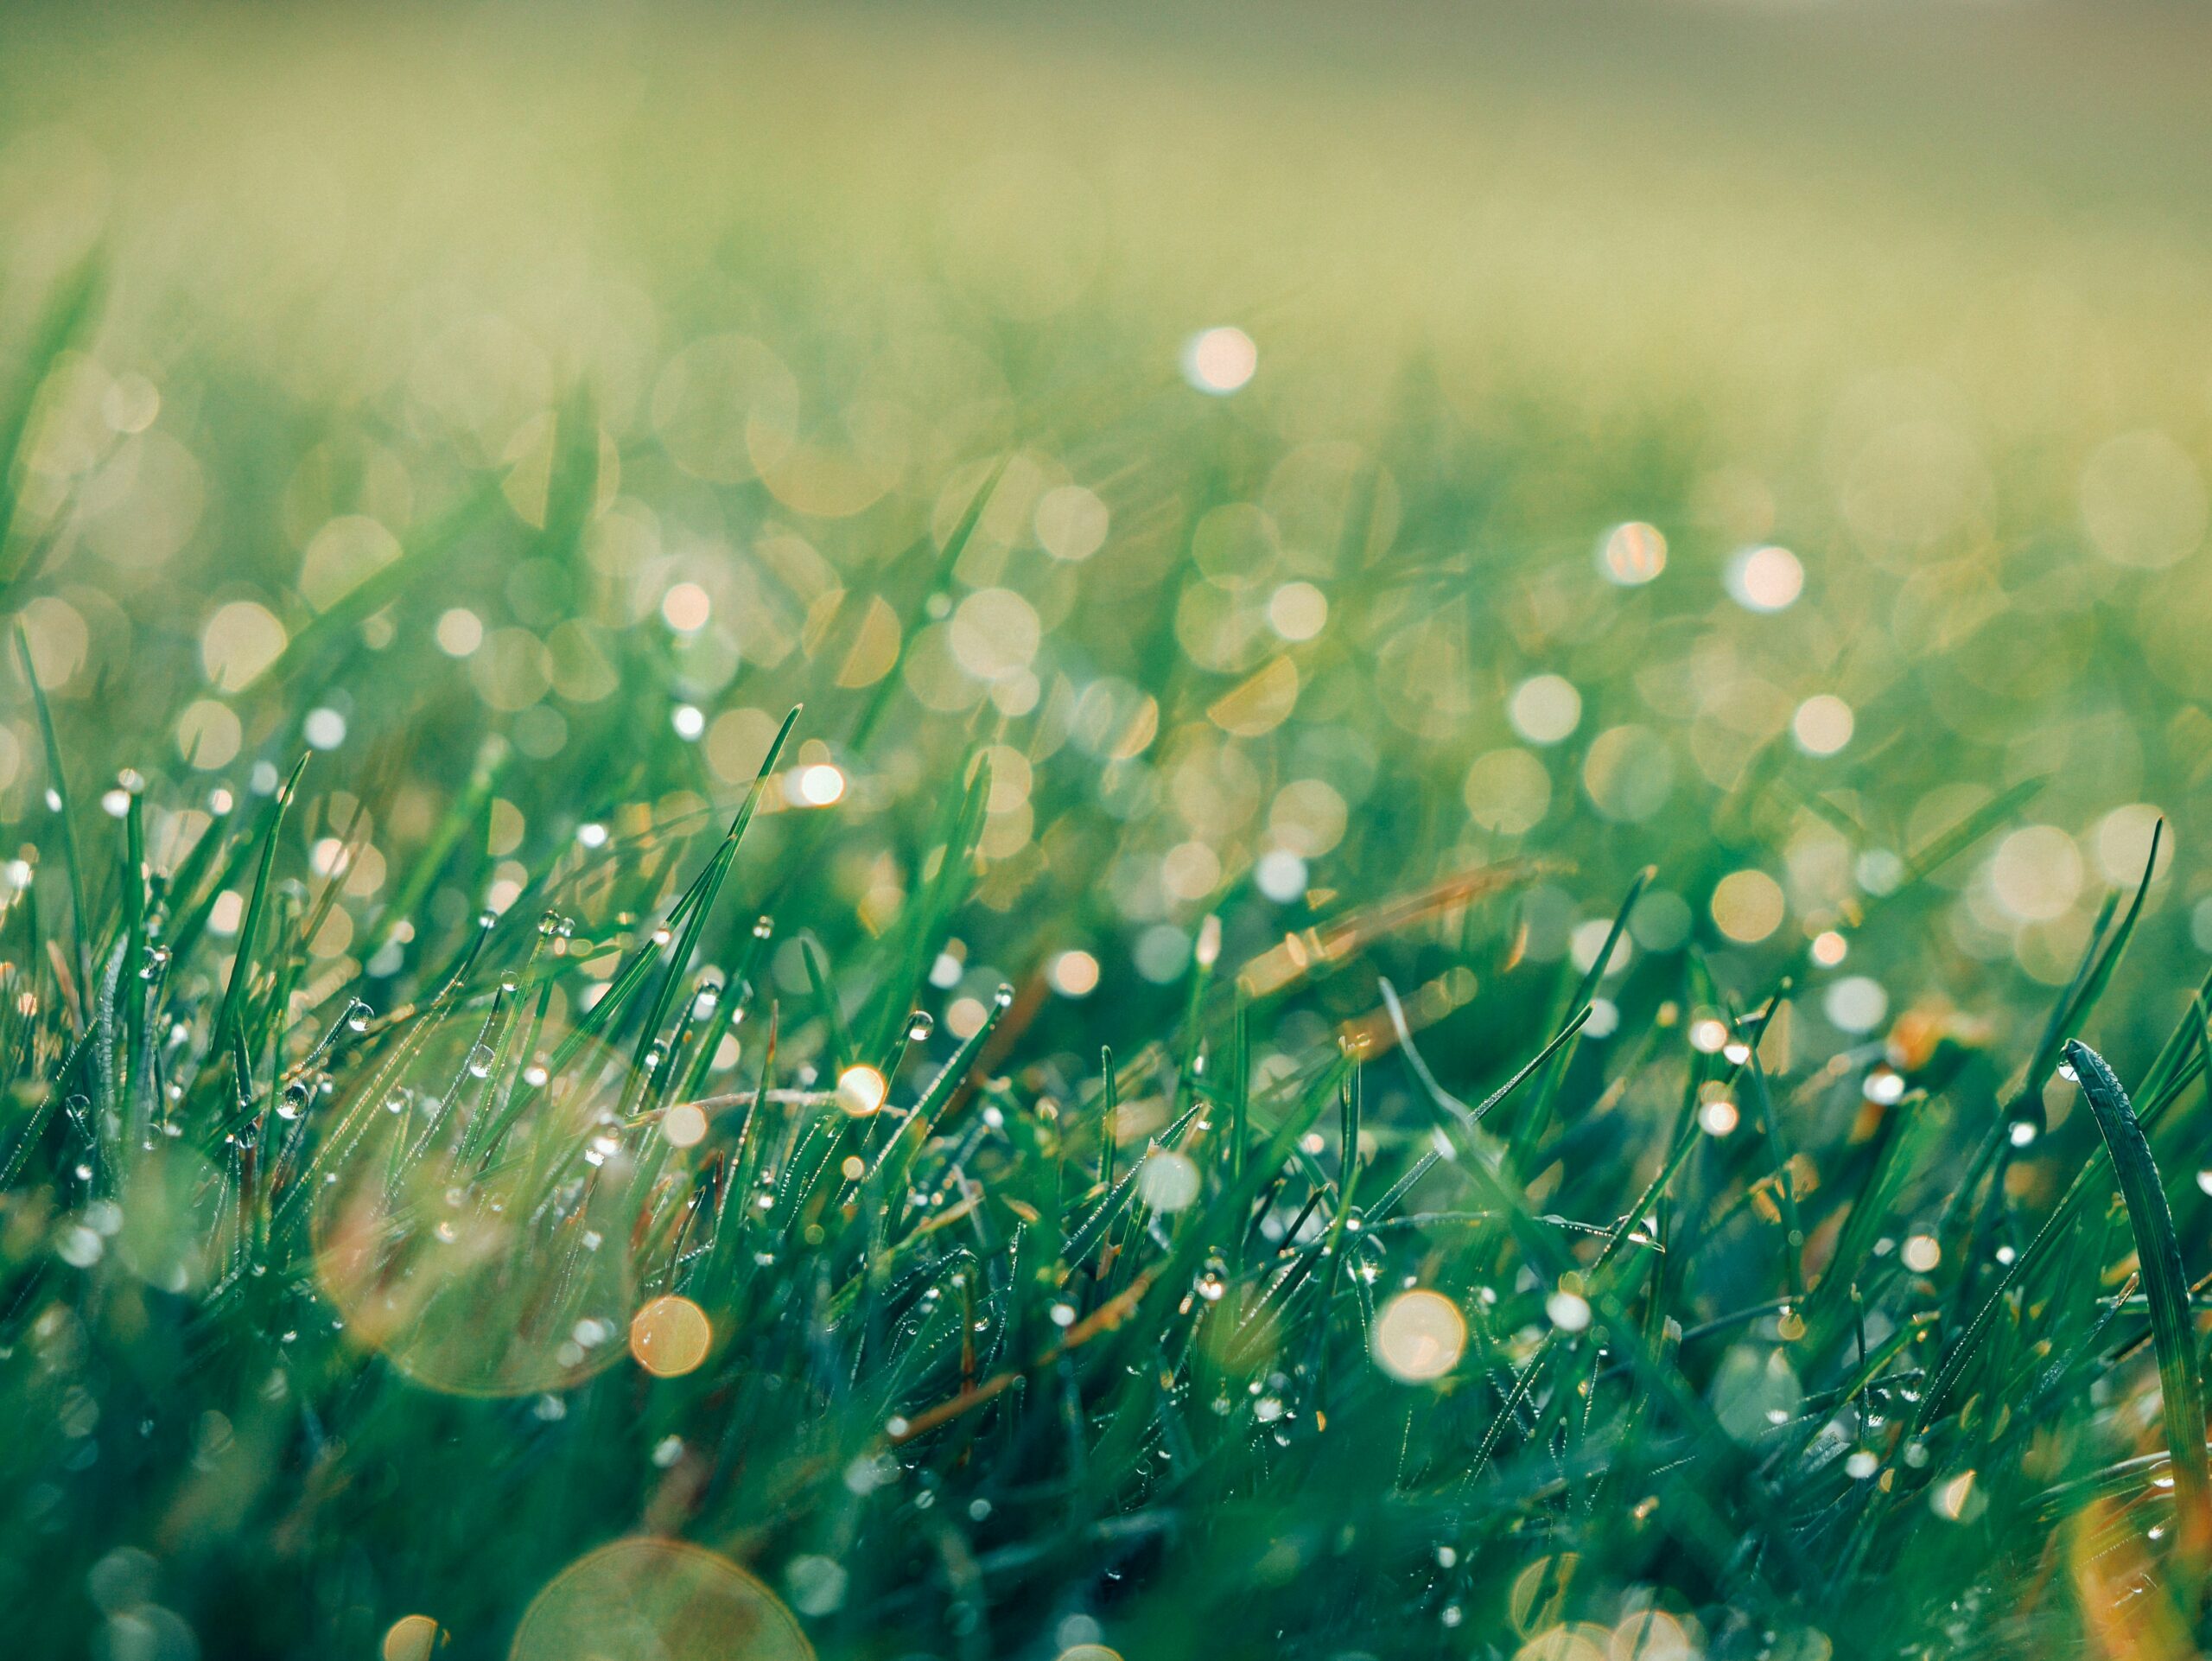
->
[4, 2, 2212, 962]
[7, 3, 2212, 1658]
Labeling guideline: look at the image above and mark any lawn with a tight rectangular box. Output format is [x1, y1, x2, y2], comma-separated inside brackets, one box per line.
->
[4, 3, 2212, 1657]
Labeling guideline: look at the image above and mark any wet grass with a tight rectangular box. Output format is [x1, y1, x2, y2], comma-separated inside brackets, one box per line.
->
[3, 522, 2209, 1657]
[6, 8, 2212, 1657]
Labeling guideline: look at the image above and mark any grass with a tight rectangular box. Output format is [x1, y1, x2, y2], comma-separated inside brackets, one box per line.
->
[6, 3, 2212, 1657]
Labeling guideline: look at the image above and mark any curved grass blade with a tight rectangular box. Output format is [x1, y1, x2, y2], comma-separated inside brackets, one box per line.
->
[259, 480, 508, 694]
[215, 754, 311, 1063]
[628, 704, 800, 1070]
[1902, 774, 2044, 888]
[857, 748, 989, 1060]
[2017, 820, 2160, 1115]
[0, 252, 103, 598]
[1918, 825, 2170, 1420]
[2069, 1038, 2212, 1594]
[546, 707, 798, 1078]
[16, 621, 89, 1006]
[1470, 1005, 1592, 1130]
[850, 456, 1008, 754]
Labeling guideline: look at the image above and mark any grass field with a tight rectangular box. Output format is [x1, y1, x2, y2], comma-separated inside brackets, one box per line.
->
[6, 3, 2212, 1657]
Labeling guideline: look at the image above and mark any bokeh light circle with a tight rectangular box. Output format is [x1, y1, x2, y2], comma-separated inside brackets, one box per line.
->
[1597, 522, 1666, 586]
[511, 1538, 811, 1661]
[629, 1295, 712, 1378]
[1372, 1289, 1466, 1383]
[383, 1614, 445, 1661]
[1183, 326, 1257, 394]
[1725, 544, 1803, 612]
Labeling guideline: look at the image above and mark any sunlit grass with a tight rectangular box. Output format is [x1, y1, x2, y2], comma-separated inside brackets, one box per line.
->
[5, 3, 2212, 1656]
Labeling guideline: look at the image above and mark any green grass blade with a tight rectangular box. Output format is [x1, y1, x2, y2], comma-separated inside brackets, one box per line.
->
[259, 480, 507, 693]
[1901, 774, 2044, 888]
[2069, 1038, 2212, 1593]
[0, 252, 103, 598]
[628, 704, 800, 1070]
[16, 621, 89, 1008]
[214, 754, 310, 1070]
[849, 457, 1008, 754]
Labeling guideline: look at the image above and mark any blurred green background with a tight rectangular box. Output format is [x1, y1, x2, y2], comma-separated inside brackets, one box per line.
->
[6, 0, 2212, 1096]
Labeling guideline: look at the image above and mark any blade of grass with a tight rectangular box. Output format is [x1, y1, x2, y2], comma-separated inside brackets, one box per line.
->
[257, 480, 508, 694]
[0, 252, 103, 599]
[16, 622, 89, 1010]
[1504, 867, 1649, 1176]
[2069, 1038, 2212, 1598]
[849, 457, 1008, 754]
[1917, 827, 2169, 1418]
[214, 755, 311, 1085]
[629, 706, 800, 1072]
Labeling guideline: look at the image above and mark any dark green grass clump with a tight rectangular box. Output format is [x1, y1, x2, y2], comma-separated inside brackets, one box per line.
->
[3, 652, 2210, 1661]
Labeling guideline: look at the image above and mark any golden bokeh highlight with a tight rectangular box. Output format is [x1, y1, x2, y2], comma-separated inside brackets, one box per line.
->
[1207, 655, 1300, 737]
[1372, 1289, 1466, 1383]
[1048, 949, 1101, 998]
[1513, 1624, 1610, 1661]
[835, 1064, 887, 1117]
[200, 599, 287, 690]
[1510, 1552, 1580, 1635]
[383, 1614, 445, 1661]
[511, 1538, 811, 1661]
[1607, 1608, 1700, 1661]
[1709, 869, 1785, 945]
[629, 1295, 712, 1378]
